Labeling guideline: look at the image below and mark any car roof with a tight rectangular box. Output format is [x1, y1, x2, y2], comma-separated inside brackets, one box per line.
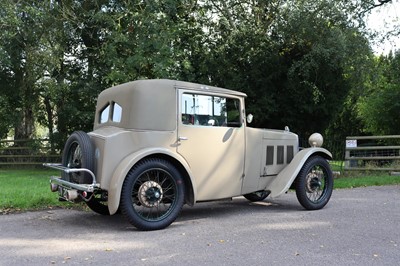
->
[171, 79, 247, 98]
[94, 79, 247, 131]
[105, 79, 247, 97]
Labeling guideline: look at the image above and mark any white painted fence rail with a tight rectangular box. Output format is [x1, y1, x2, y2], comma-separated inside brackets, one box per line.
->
[345, 135, 400, 171]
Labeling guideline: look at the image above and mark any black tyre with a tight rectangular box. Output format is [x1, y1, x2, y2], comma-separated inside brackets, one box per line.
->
[243, 190, 270, 202]
[295, 156, 333, 210]
[62, 131, 94, 184]
[62, 131, 110, 215]
[86, 192, 110, 215]
[120, 158, 185, 231]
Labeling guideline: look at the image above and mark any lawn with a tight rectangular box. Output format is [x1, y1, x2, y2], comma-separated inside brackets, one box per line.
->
[334, 173, 400, 188]
[0, 169, 75, 213]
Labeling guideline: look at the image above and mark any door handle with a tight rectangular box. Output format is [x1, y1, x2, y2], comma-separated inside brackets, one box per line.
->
[178, 136, 188, 141]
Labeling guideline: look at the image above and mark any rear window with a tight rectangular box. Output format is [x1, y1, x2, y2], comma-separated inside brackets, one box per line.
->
[99, 102, 122, 124]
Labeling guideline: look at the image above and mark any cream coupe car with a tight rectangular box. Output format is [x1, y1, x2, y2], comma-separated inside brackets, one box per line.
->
[46, 79, 333, 231]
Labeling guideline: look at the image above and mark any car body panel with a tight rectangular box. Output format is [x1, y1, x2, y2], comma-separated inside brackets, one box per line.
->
[242, 127, 300, 194]
[89, 128, 177, 190]
[269, 147, 332, 197]
[176, 89, 246, 201]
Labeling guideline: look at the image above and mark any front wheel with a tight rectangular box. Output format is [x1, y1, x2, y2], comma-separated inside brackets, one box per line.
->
[120, 158, 185, 231]
[295, 156, 333, 210]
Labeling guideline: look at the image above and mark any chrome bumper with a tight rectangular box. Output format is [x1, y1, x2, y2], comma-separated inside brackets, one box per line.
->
[44, 163, 100, 193]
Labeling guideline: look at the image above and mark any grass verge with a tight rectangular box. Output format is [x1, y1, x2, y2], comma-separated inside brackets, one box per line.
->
[0, 169, 76, 214]
[334, 174, 400, 189]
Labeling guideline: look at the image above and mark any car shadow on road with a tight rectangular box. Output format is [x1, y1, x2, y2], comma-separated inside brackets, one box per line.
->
[176, 196, 302, 222]
[53, 195, 302, 231]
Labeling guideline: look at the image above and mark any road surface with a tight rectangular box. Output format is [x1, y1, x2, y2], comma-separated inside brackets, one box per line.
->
[0, 185, 399, 265]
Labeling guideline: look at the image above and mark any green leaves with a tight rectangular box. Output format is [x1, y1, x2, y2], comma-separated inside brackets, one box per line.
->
[0, 0, 394, 146]
[358, 52, 400, 135]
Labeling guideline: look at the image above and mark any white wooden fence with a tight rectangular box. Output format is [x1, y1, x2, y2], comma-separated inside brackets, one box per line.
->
[345, 135, 400, 171]
[0, 139, 61, 166]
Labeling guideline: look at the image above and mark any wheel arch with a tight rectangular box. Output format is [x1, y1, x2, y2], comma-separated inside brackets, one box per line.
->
[152, 153, 195, 207]
[267, 147, 332, 198]
[107, 148, 196, 215]
[311, 150, 332, 160]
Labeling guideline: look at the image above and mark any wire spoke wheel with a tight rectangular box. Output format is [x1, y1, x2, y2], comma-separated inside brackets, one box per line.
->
[295, 156, 333, 210]
[305, 167, 326, 202]
[133, 169, 177, 220]
[68, 143, 82, 168]
[121, 158, 185, 231]
[62, 131, 94, 184]
[62, 131, 110, 215]
[64, 142, 83, 183]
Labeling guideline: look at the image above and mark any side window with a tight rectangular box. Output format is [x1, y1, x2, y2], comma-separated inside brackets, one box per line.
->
[99, 102, 122, 124]
[100, 104, 110, 124]
[181, 93, 241, 127]
[112, 103, 122, 122]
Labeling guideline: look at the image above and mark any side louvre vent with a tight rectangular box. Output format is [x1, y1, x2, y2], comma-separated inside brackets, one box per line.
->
[266, 146, 274, 165]
[287, 145, 294, 163]
[277, 146, 284, 164]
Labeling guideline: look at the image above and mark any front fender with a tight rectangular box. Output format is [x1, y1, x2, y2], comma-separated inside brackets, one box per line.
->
[107, 148, 196, 215]
[268, 147, 332, 198]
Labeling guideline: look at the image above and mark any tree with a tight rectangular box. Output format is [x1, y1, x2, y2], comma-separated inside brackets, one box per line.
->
[0, 1, 52, 141]
[189, 0, 372, 139]
[0, 0, 383, 152]
[360, 0, 393, 15]
[357, 51, 400, 135]
[35, 0, 118, 148]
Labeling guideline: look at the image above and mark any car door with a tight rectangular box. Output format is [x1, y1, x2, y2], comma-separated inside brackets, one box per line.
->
[177, 90, 245, 201]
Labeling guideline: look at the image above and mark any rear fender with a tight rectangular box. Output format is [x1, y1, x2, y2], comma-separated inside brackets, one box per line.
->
[268, 147, 332, 198]
[107, 148, 196, 215]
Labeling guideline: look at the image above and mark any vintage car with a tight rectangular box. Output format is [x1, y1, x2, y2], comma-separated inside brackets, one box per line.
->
[46, 79, 333, 231]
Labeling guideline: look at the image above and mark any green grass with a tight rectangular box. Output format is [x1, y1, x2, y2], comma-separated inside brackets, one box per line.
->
[334, 174, 400, 189]
[0, 169, 75, 213]
[1, 169, 400, 213]
[329, 161, 344, 172]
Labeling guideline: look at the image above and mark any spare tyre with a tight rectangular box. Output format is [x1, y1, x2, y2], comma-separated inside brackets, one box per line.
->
[62, 131, 95, 184]
[62, 131, 110, 215]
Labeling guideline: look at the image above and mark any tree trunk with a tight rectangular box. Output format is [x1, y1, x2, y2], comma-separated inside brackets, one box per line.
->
[14, 106, 35, 140]
[44, 96, 55, 153]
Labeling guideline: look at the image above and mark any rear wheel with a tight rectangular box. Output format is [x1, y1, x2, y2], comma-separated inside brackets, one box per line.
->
[120, 158, 185, 231]
[295, 156, 333, 210]
[243, 191, 270, 202]
[86, 192, 110, 215]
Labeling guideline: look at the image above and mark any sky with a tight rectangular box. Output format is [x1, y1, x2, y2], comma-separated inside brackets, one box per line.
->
[365, 0, 400, 54]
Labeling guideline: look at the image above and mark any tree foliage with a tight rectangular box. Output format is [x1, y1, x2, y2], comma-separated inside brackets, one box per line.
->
[0, 0, 395, 149]
[192, 0, 372, 137]
[0, 1, 49, 140]
[357, 52, 400, 135]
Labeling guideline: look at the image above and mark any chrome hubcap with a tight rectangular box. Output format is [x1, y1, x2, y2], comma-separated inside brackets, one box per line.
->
[138, 181, 163, 208]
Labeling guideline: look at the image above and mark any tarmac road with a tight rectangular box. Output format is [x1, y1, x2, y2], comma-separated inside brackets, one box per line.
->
[0, 185, 399, 266]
